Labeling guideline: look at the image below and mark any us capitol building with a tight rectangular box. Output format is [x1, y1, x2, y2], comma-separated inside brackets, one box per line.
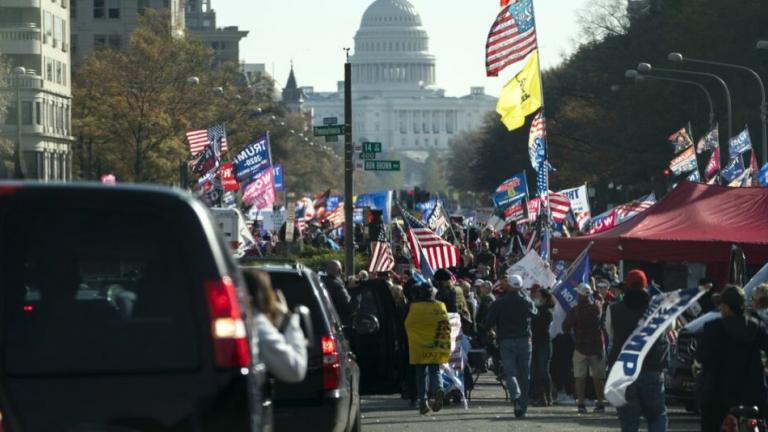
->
[282, 0, 495, 185]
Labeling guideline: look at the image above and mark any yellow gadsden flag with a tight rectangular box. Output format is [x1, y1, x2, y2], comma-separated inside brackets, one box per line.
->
[496, 50, 542, 131]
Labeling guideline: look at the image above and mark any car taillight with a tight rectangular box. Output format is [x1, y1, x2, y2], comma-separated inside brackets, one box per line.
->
[205, 277, 250, 368]
[746, 418, 759, 430]
[321, 335, 340, 390]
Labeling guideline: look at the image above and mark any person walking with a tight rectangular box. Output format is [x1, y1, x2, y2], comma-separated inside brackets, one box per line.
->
[531, 287, 554, 406]
[606, 270, 668, 432]
[696, 285, 768, 432]
[404, 281, 450, 415]
[434, 268, 460, 313]
[484, 273, 538, 418]
[322, 260, 354, 323]
[563, 283, 606, 413]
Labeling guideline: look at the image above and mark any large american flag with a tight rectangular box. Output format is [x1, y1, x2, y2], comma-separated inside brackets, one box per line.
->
[401, 207, 459, 271]
[368, 230, 395, 273]
[485, 0, 538, 77]
[187, 124, 228, 156]
[325, 203, 345, 229]
[548, 192, 571, 224]
[615, 193, 656, 224]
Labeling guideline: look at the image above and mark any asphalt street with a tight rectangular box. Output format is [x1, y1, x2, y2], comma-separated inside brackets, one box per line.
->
[361, 375, 701, 431]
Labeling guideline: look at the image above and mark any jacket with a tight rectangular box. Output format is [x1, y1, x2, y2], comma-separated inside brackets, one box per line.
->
[436, 286, 458, 313]
[696, 315, 768, 407]
[322, 275, 353, 321]
[484, 290, 538, 341]
[607, 290, 668, 372]
[532, 303, 553, 345]
[254, 313, 308, 383]
[563, 299, 603, 356]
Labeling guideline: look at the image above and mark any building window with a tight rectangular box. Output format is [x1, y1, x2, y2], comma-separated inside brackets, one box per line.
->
[94, 34, 106, 49]
[22, 102, 33, 126]
[93, 0, 105, 18]
[108, 0, 120, 18]
[399, 111, 406, 134]
[46, 59, 53, 82]
[63, 64, 68, 86]
[35, 102, 42, 126]
[56, 62, 63, 84]
[108, 34, 121, 50]
[44, 12, 53, 43]
[211, 41, 219, 50]
[53, 16, 62, 47]
[413, 111, 419, 134]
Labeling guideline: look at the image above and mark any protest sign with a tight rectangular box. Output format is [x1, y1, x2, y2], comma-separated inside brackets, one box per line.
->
[242, 167, 276, 210]
[220, 162, 240, 192]
[404, 302, 452, 365]
[559, 185, 591, 230]
[492, 172, 528, 208]
[605, 288, 705, 407]
[234, 134, 272, 183]
[506, 250, 557, 289]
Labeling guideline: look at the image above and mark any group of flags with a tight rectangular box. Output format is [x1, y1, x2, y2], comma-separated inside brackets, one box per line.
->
[665, 124, 768, 187]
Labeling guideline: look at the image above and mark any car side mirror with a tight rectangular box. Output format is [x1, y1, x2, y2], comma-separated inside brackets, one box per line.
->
[352, 313, 380, 335]
[293, 305, 315, 348]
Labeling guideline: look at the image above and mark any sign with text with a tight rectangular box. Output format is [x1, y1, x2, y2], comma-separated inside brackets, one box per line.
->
[242, 167, 276, 210]
[359, 152, 377, 160]
[220, 162, 240, 192]
[506, 250, 557, 289]
[492, 172, 528, 208]
[364, 160, 400, 171]
[362, 142, 382, 153]
[273, 163, 284, 192]
[313, 125, 346, 136]
[323, 117, 338, 125]
[234, 134, 271, 183]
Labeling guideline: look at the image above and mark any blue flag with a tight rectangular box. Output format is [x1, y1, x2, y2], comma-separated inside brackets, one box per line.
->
[721, 156, 745, 183]
[529, 111, 547, 171]
[729, 128, 753, 158]
[492, 173, 528, 208]
[758, 163, 768, 187]
[553, 252, 590, 312]
[273, 164, 284, 192]
[420, 249, 435, 280]
[536, 161, 548, 197]
[234, 134, 272, 183]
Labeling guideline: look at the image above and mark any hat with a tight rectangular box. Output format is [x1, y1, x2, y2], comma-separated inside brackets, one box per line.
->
[433, 268, 453, 282]
[625, 269, 648, 291]
[507, 274, 523, 289]
[575, 283, 592, 296]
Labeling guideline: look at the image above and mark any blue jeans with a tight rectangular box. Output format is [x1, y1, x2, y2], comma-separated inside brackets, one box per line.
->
[616, 372, 668, 432]
[499, 338, 532, 411]
[415, 364, 442, 402]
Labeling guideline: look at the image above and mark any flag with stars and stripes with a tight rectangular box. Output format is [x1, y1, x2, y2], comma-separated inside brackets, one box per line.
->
[368, 230, 395, 274]
[529, 111, 547, 171]
[485, 0, 537, 77]
[536, 161, 548, 197]
[399, 204, 459, 271]
[187, 124, 229, 156]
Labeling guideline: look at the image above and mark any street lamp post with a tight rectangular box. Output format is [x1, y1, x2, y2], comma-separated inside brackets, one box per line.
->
[638, 62, 732, 166]
[626, 69, 716, 127]
[669, 52, 767, 164]
[13, 67, 27, 179]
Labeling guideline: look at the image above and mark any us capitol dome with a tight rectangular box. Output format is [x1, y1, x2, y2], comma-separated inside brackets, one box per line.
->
[285, 0, 495, 184]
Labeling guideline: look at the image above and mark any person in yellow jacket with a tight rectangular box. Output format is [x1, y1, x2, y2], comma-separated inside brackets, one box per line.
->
[404, 281, 451, 415]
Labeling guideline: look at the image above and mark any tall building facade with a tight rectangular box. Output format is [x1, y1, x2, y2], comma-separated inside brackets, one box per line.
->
[186, 0, 248, 66]
[0, 0, 74, 180]
[298, 0, 495, 185]
[70, 0, 185, 60]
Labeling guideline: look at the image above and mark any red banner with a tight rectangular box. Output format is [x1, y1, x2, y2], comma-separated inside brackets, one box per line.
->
[220, 162, 240, 192]
[242, 167, 275, 209]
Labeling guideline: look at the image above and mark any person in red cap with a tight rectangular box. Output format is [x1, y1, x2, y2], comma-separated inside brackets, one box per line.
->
[606, 269, 669, 432]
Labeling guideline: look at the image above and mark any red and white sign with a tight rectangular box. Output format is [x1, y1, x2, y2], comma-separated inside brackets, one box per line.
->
[587, 209, 617, 235]
[100, 174, 116, 185]
[242, 167, 275, 209]
[220, 162, 240, 192]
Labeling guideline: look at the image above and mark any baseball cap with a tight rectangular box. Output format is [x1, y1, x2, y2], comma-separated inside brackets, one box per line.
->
[508, 274, 523, 289]
[625, 269, 648, 291]
[575, 283, 592, 296]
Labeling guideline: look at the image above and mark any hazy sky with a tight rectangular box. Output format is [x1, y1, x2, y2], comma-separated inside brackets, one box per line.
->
[216, 0, 591, 97]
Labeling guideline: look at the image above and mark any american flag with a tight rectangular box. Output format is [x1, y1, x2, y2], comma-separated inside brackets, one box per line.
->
[547, 192, 571, 224]
[615, 193, 656, 224]
[485, 0, 538, 77]
[536, 161, 548, 197]
[368, 230, 395, 273]
[400, 207, 459, 271]
[187, 124, 228, 156]
[529, 111, 546, 171]
[325, 203, 345, 229]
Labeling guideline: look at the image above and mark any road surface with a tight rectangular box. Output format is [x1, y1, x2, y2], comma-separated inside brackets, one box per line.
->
[361, 375, 700, 431]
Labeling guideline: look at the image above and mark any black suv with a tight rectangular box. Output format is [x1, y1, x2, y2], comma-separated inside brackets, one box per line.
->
[245, 262, 362, 432]
[0, 183, 270, 432]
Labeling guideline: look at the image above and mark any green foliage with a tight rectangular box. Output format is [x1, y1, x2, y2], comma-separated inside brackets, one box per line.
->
[448, 0, 768, 210]
[270, 245, 367, 273]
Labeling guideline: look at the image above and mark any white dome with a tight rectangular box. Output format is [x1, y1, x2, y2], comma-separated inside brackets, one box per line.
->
[360, 0, 422, 27]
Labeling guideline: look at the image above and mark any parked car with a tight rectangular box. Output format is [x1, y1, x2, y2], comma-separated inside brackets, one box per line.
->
[0, 183, 271, 432]
[666, 327, 700, 412]
[244, 262, 362, 432]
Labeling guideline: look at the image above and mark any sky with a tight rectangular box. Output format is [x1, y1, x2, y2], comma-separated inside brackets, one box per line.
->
[216, 0, 592, 97]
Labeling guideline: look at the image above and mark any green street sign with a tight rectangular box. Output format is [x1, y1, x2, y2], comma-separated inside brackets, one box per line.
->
[313, 125, 345, 137]
[359, 152, 376, 160]
[362, 142, 382, 153]
[364, 160, 400, 171]
[325, 135, 338, 143]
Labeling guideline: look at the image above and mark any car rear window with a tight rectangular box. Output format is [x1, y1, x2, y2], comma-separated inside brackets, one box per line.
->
[0, 205, 200, 376]
[268, 272, 328, 336]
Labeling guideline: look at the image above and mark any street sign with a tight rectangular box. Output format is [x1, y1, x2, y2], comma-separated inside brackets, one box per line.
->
[359, 152, 376, 160]
[323, 117, 338, 125]
[362, 142, 382, 153]
[325, 135, 339, 143]
[364, 160, 400, 171]
[354, 144, 362, 152]
[313, 125, 346, 136]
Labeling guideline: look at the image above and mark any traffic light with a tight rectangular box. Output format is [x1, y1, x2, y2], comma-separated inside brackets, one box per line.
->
[414, 187, 430, 204]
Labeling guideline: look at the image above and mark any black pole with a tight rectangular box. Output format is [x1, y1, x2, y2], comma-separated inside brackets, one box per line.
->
[343, 53, 354, 276]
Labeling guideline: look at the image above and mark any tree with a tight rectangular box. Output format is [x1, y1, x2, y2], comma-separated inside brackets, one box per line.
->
[421, 149, 448, 195]
[0, 53, 13, 177]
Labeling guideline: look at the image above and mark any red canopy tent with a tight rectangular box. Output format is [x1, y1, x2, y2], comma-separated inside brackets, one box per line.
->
[551, 182, 768, 264]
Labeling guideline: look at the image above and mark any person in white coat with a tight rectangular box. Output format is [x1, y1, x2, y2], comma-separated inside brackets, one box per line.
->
[243, 269, 308, 383]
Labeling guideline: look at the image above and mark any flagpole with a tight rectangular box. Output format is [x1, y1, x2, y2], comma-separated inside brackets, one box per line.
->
[436, 192, 459, 245]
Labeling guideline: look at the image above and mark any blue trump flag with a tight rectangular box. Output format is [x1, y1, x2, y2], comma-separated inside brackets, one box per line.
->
[492, 172, 528, 208]
[721, 156, 745, 183]
[729, 127, 753, 158]
[553, 249, 591, 312]
[758, 163, 768, 187]
[354, 191, 393, 223]
[233, 133, 272, 183]
[273, 164, 284, 192]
